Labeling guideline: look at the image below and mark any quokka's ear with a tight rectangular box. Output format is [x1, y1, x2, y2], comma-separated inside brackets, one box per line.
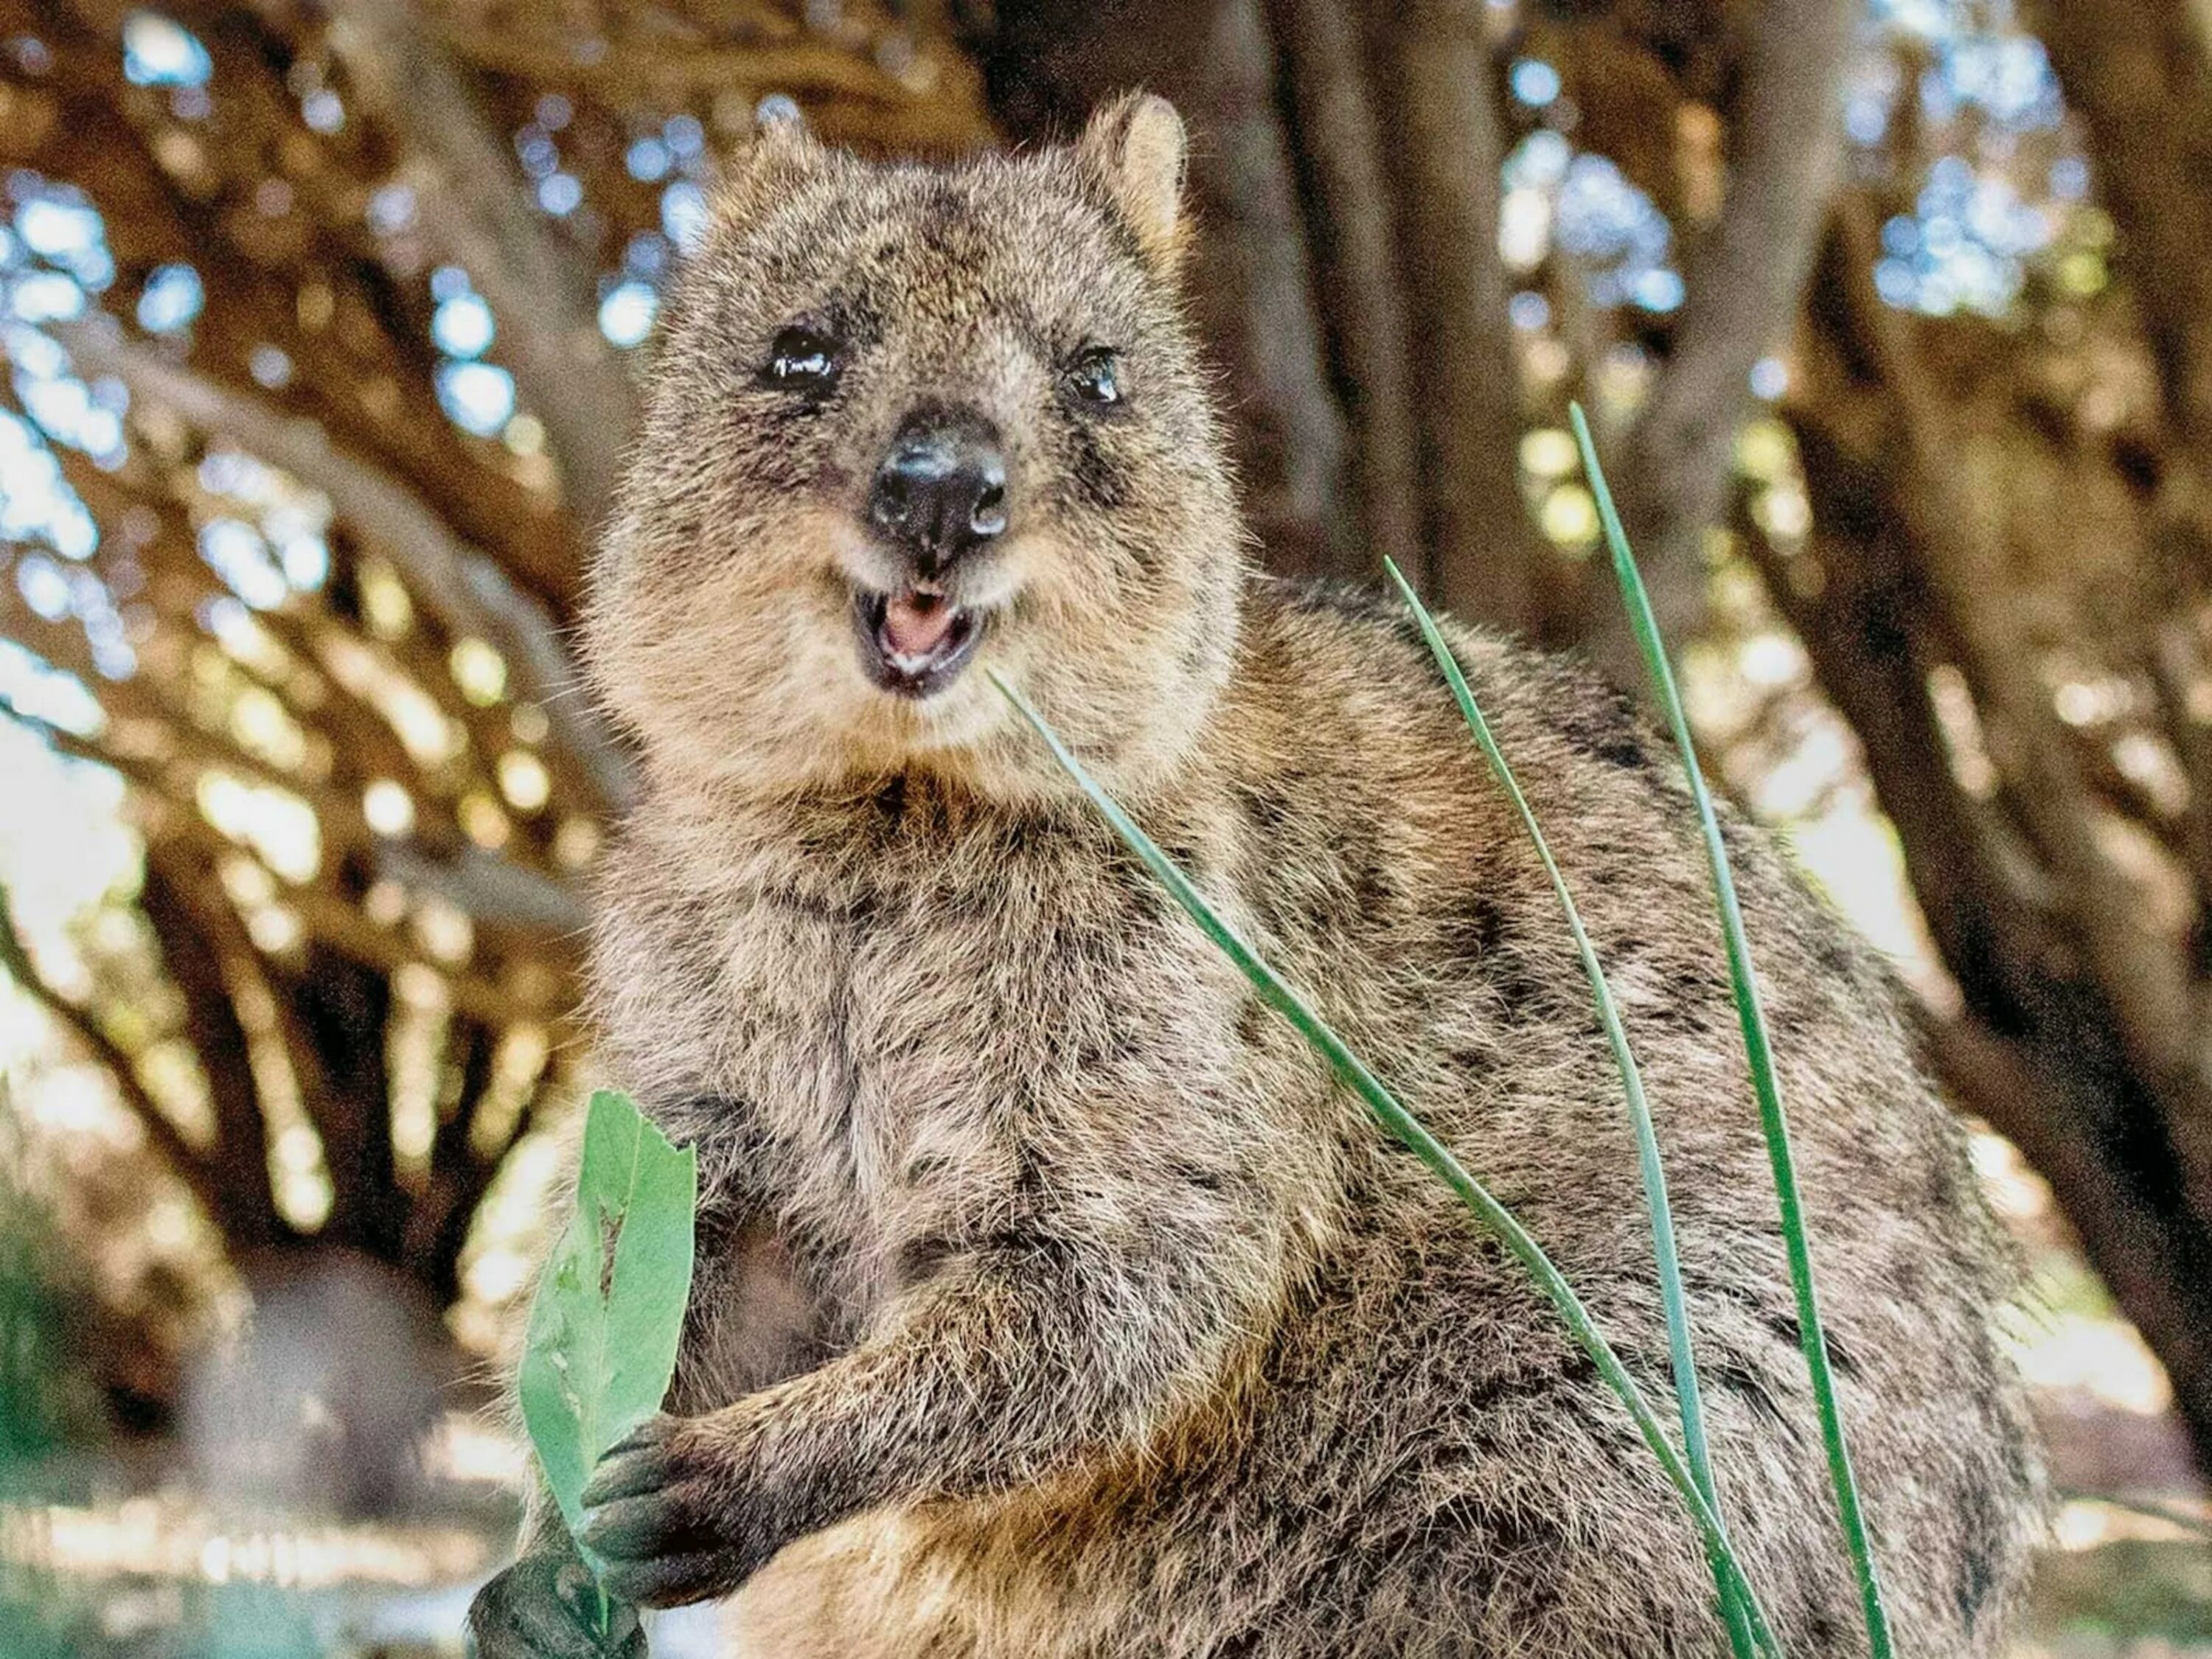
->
[1076, 92, 1188, 271]
[748, 94, 814, 150]
[720, 94, 824, 202]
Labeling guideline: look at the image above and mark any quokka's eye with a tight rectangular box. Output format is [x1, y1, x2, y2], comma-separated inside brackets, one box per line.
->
[762, 327, 842, 394]
[1062, 347, 1123, 411]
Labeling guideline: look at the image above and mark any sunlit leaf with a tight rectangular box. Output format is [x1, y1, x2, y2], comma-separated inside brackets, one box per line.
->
[518, 1089, 697, 1557]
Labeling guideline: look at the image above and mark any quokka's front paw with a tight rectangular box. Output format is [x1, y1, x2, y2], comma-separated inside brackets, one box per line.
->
[581, 1413, 774, 1608]
[465, 1551, 647, 1659]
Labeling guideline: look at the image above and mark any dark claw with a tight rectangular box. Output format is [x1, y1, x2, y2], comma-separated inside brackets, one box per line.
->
[573, 1412, 772, 1610]
[582, 1487, 720, 1560]
[582, 1450, 664, 1507]
[582, 1416, 681, 1507]
[600, 1547, 746, 1610]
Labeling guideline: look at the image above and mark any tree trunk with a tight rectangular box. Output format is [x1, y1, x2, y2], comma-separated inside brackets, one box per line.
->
[979, 0, 1359, 580]
[1586, 0, 1857, 681]
[1776, 214, 2212, 1470]
[1357, 0, 1551, 630]
[2031, 0, 2212, 922]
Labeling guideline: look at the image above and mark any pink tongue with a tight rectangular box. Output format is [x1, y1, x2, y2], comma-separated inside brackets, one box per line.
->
[884, 594, 955, 657]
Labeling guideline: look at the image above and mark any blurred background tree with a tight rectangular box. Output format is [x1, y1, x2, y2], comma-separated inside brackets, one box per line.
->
[1, 0, 2209, 1649]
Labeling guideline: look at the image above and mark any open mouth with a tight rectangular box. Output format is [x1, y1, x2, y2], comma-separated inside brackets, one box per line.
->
[852, 584, 987, 698]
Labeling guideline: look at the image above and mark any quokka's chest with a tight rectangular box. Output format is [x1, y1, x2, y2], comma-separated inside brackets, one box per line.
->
[683, 844, 1251, 1220]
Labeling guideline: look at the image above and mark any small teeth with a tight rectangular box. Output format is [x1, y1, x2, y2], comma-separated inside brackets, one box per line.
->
[852, 585, 983, 692]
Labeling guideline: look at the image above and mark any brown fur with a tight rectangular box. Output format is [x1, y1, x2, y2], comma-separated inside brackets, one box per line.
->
[522, 96, 2043, 1656]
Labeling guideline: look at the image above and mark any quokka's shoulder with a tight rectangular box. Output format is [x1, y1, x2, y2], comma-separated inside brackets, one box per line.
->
[1216, 576, 1900, 987]
[1224, 574, 1670, 790]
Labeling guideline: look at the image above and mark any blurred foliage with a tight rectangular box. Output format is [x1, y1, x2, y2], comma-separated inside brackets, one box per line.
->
[0, 1086, 108, 1465]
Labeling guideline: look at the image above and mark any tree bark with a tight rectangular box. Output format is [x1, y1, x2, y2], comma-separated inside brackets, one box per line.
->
[1263, 0, 1427, 591]
[2031, 0, 2212, 920]
[2031, 0, 2212, 473]
[136, 856, 287, 1253]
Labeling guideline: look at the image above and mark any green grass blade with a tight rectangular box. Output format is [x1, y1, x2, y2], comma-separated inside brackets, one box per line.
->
[1571, 400, 1893, 1658]
[990, 669, 1782, 1659]
[1382, 560, 1754, 1659]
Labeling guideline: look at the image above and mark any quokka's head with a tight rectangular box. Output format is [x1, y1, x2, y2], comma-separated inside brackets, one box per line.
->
[584, 94, 1245, 802]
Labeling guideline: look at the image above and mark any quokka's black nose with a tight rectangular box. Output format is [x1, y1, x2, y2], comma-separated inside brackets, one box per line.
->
[869, 408, 1008, 574]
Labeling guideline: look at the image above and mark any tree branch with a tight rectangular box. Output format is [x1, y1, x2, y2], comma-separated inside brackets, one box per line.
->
[0, 875, 220, 1217]
[7, 705, 568, 1030]
[134, 853, 288, 1250]
[1183, 0, 1356, 577]
[2031, 0, 2212, 465]
[2030, 0, 2212, 915]
[404, 1015, 502, 1303]
[322, 0, 638, 531]
[53, 319, 634, 813]
[1921, 1005, 2212, 1470]
[24, 10, 588, 605]
[1833, 201, 2209, 1124]
[377, 844, 588, 934]
[1587, 0, 1857, 682]
[283, 938, 397, 1259]
[437, 28, 917, 103]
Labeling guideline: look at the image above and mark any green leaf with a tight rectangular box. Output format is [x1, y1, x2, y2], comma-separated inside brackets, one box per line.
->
[990, 669, 1782, 1659]
[1571, 400, 1893, 1659]
[519, 1089, 699, 1552]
